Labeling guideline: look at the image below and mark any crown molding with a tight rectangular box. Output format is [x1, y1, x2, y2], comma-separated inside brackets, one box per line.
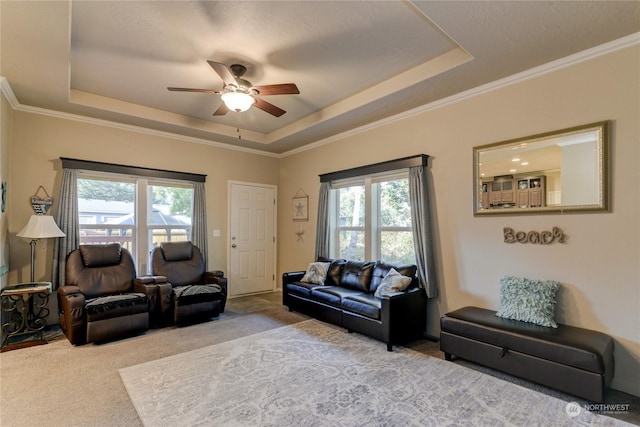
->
[0, 77, 20, 108]
[0, 77, 279, 159]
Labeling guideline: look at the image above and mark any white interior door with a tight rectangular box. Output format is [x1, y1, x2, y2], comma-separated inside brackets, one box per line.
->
[228, 182, 276, 296]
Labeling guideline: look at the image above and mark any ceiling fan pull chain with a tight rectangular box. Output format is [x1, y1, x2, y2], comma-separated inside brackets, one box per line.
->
[236, 112, 242, 140]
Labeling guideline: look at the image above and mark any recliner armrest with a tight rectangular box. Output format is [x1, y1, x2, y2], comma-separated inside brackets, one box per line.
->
[203, 271, 221, 283]
[203, 271, 227, 313]
[204, 271, 227, 292]
[57, 285, 87, 345]
[134, 275, 167, 286]
[134, 276, 170, 327]
[57, 285, 82, 297]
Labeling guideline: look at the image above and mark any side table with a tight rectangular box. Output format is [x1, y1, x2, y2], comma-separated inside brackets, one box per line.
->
[1, 282, 52, 352]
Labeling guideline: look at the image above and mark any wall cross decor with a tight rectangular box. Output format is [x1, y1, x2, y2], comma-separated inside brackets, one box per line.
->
[503, 227, 566, 244]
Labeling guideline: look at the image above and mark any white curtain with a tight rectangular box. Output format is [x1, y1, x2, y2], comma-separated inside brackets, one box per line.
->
[409, 166, 438, 298]
[51, 169, 80, 289]
[191, 181, 208, 269]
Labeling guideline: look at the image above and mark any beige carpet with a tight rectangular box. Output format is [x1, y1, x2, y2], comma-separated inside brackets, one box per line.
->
[1, 292, 638, 426]
[0, 293, 305, 427]
[120, 319, 633, 427]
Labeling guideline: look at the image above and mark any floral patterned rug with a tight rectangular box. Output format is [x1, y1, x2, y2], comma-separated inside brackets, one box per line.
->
[119, 319, 630, 426]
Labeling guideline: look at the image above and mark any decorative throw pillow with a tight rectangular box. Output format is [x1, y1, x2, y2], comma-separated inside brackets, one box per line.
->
[301, 262, 331, 285]
[374, 268, 412, 298]
[496, 276, 560, 328]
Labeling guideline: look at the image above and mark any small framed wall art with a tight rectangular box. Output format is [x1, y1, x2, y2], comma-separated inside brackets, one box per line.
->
[292, 189, 308, 222]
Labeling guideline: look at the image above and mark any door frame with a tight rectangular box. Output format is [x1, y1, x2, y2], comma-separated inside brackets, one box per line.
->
[227, 180, 278, 297]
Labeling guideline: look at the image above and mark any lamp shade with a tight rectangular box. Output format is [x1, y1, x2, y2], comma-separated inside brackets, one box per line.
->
[17, 215, 65, 239]
[221, 92, 255, 112]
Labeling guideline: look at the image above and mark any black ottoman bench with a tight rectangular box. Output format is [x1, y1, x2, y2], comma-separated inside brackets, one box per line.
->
[440, 306, 614, 402]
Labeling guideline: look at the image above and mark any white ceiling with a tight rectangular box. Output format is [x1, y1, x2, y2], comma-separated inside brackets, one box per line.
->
[2, 1, 639, 155]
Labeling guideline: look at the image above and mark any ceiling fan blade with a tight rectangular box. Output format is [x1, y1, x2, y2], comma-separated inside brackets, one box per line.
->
[207, 61, 237, 86]
[213, 103, 229, 116]
[253, 97, 286, 117]
[252, 83, 300, 96]
[167, 87, 219, 94]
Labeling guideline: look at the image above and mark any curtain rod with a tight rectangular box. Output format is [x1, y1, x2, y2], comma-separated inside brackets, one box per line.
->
[60, 157, 206, 183]
[319, 154, 429, 183]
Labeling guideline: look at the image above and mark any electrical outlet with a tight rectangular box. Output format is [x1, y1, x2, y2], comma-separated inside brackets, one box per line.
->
[213, 229, 221, 237]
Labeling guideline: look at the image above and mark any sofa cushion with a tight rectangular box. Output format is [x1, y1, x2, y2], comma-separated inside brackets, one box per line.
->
[339, 261, 375, 292]
[496, 276, 559, 328]
[311, 286, 366, 308]
[301, 262, 331, 285]
[342, 293, 381, 320]
[374, 268, 413, 298]
[85, 293, 148, 322]
[79, 244, 122, 267]
[318, 257, 347, 286]
[286, 281, 323, 299]
[370, 262, 417, 293]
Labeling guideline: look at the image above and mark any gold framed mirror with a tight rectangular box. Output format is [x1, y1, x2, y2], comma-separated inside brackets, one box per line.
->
[473, 121, 610, 216]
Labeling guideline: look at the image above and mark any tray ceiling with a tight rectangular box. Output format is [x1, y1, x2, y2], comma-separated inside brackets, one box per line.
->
[2, 1, 639, 154]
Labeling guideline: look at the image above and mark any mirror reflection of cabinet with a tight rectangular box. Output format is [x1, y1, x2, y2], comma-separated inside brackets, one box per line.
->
[484, 175, 546, 209]
[489, 177, 515, 207]
[517, 176, 546, 208]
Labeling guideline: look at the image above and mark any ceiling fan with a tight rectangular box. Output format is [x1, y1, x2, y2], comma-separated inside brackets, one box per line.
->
[167, 61, 300, 117]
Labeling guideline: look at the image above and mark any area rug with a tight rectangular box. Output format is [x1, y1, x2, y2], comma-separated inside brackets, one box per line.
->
[119, 319, 630, 427]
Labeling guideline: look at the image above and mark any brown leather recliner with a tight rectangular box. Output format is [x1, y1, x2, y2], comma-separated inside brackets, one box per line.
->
[149, 241, 227, 326]
[57, 244, 151, 345]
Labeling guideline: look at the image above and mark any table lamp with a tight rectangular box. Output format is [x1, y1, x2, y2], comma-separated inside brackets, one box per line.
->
[17, 215, 65, 282]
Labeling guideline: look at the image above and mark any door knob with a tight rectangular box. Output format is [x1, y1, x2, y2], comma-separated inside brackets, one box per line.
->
[231, 243, 237, 249]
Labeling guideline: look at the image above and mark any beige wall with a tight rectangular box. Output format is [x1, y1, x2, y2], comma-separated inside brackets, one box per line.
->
[6, 113, 280, 286]
[278, 45, 640, 395]
[1, 88, 12, 289]
[2, 45, 638, 396]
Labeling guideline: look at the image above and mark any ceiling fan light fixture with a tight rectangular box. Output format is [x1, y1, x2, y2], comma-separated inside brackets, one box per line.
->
[221, 91, 255, 112]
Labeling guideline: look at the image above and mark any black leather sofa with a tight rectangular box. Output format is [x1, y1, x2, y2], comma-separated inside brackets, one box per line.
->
[283, 258, 427, 351]
[440, 306, 614, 402]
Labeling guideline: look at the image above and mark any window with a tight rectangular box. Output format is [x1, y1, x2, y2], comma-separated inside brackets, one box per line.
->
[147, 182, 193, 249]
[77, 176, 136, 251]
[78, 173, 193, 273]
[330, 173, 415, 265]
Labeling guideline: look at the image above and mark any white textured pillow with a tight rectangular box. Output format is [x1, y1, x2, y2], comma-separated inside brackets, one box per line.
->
[374, 268, 412, 298]
[301, 262, 331, 285]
